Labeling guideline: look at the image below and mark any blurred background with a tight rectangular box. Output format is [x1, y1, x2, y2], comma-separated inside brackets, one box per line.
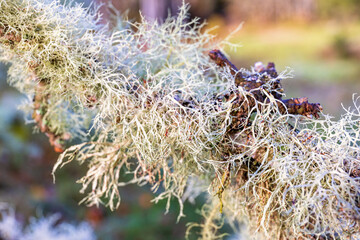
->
[0, 0, 359, 239]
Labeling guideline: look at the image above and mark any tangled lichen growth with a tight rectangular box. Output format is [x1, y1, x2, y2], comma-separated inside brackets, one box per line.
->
[0, 0, 360, 239]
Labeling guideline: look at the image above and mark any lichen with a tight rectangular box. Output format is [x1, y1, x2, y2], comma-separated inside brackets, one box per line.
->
[0, 0, 359, 239]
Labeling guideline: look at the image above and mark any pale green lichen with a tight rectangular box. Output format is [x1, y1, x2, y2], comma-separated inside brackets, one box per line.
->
[0, 0, 360, 239]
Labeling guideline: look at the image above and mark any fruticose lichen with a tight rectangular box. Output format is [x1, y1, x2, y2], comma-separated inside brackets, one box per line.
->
[0, 0, 359, 239]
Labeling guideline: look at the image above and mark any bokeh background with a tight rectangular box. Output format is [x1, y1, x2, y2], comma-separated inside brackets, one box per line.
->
[0, 0, 359, 239]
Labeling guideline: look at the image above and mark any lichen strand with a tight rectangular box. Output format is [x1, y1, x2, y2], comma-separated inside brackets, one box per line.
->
[0, 1, 360, 239]
[0, 0, 104, 150]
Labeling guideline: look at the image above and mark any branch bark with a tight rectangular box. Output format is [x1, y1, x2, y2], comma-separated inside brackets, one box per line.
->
[209, 49, 323, 119]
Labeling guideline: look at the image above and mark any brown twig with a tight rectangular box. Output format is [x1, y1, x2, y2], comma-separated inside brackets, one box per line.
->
[209, 49, 323, 119]
[209, 49, 245, 86]
[32, 81, 70, 152]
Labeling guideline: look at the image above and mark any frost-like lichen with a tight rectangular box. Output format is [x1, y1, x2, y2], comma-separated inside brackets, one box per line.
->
[0, 0, 359, 239]
[0, 204, 95, 240]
